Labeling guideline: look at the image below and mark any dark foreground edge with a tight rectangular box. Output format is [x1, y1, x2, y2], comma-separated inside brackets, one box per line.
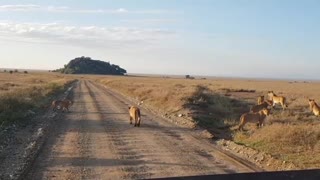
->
[149, 169, 320, 180]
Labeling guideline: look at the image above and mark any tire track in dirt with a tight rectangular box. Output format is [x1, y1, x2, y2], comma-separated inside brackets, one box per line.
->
[26, 81, 123, 179]
[85, 81, 168, 179]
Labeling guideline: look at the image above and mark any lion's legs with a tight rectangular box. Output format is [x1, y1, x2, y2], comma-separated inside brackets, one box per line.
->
[281, 102, 286, 110]
[257, 120, 264, 128]
[134, 117, 138, 127]
[238, 125, 244, 131]
[129, 116, 133, 124]
[61, 106, 68, 112]
[137, 118, 141, 127]
[238, 122, 245, 131]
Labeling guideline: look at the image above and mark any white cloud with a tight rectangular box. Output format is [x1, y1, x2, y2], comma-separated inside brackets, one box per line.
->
[0, 21, 176, 49]
[0, 4, 40, 11]
[0, 4, 172, 14]
[120, 19, 177, 24]
[117, 8, 128, 13]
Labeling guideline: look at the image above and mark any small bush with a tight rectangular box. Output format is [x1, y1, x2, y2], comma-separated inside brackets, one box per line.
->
[174, 84, 186, 88]
[0, 96, 35, 127]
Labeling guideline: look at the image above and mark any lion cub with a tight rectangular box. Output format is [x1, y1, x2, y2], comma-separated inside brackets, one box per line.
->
[308, 99, 320, 116]
[51, 99, 73, 112]
[129, 106, 141, 127]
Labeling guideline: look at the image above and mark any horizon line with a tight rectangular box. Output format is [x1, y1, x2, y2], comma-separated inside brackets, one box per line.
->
[0, 68, 319, 82]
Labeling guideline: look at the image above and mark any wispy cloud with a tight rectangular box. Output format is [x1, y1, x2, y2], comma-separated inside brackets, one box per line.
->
[0, 21, 176, 49]
[0, 4, 174, 14]
[0, 4, 41, 11]
[120, 19, 178, 25]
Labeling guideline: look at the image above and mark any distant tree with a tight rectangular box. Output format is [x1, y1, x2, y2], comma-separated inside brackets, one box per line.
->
[185, 75, 195, 79]
[24, 71, 28, 74]
[14, 69, 18, 73]
[4, 70, 6, 72]
[9, 70, 13, 74]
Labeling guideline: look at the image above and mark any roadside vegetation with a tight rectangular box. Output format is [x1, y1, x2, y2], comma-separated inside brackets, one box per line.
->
[96, 75, 320, 169]
[0, 72, 76, 128]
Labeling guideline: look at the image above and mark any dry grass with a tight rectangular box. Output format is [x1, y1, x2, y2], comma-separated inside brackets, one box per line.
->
[0, 72, 76, 127]
[98, 77, 197, 114]
[93, 75, 320, 168]
[4, 71, 316, 167]
[234, 124, 320, 168]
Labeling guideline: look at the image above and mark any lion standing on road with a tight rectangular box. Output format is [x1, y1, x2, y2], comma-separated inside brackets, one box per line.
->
[51, 99, 73, 112]
[129, 106, 141, 127]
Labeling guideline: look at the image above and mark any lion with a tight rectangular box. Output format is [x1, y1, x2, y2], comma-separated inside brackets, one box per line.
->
[238, 108, 270, 131]
[257, 96, 264, 105]
[267, 91, 288, 110]
[129, 106, 141, 127]
[308, 99, 320, 116]
[250, 100, 273, 113]
[51, 99, 73, 112]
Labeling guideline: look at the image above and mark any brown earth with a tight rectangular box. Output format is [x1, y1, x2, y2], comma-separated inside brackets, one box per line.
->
[25, 80, 261, 179]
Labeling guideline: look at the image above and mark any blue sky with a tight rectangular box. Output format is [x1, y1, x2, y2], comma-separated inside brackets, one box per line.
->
[0, 0, 319, 79]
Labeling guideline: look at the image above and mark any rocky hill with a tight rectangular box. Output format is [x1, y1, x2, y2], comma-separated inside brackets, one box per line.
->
[53, 56, 127, 75]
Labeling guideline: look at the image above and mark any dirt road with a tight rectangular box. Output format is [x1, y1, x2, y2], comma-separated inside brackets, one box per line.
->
[26, 80, 260, 179]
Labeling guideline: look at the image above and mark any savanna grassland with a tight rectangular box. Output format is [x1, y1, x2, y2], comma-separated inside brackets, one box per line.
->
[94, 75, 320, 169]
[1, 72, 319, 171]
[0, 71, 76, 128]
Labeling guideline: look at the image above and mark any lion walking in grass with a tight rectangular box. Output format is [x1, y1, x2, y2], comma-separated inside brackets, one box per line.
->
[238, 108, 270, 131]
[267, 91, 288, 110]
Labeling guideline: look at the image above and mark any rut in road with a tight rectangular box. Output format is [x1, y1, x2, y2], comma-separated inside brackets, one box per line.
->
[26, 80, 258, 180]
